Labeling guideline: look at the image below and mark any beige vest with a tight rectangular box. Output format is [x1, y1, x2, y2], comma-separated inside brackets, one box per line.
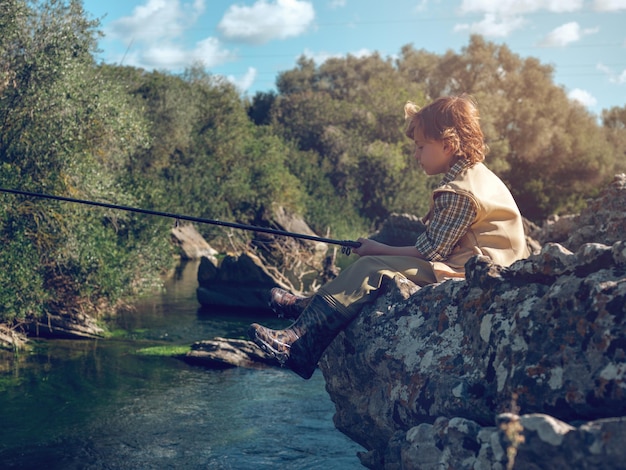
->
[425, 162, 529, 281]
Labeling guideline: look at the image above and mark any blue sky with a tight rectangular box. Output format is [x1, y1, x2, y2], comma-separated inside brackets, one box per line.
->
[82, 0, 626, 117]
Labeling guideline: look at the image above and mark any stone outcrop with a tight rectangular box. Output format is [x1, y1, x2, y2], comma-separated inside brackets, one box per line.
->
[196, 252, 280, 311]
[196, 204, 336, 311]
[0, 324, 27, 350]
[183, 337, 279, 369]
[1, 303, 107, 350]
[534, 174, 626, 252]
[170, 223, 219, 261]
[369, 213, 426, 246]
[380, 413, 626, 470]
[25, 312, 105, 340]
[320, 174, 626, 469]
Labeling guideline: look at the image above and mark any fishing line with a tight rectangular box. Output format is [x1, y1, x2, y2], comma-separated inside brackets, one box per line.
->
[0, 187, 361, 254]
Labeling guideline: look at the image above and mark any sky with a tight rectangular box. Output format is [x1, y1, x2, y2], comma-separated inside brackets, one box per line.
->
[81, 0, 626, 117]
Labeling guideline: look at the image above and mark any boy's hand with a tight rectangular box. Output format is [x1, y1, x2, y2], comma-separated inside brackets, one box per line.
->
[352, 238, 388, 257]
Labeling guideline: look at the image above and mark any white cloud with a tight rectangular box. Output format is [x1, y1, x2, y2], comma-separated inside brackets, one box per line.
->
[352, 48, 374, 58]
[458, 0, 583, 15]
[539, 22, 599, 47]
[107, 0, 205, 43]
[598, 63, 626, 84]
[227, 67, 258, 93]
[456, 0, 583, 38]
[126, 37, 235, 70]
[593, 0, 626, 11]
[454, 13, 525, 37]
[104, 0, 235, 70]
[192, 37, 236, 67]
[141, 45, 189, 69]
[218, 0, 315, 45]
[413, 0, 429, 13]
[329, 0, 347, 8]
[302, 48, 342, 64]
[302, 47, 373, 64]
[568, 88, 597, 107]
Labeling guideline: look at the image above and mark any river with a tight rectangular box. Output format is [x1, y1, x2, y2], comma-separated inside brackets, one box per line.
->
[0, 261, 365, 469]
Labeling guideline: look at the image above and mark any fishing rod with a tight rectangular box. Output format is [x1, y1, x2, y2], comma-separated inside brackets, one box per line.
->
[0, 187, 361, 253]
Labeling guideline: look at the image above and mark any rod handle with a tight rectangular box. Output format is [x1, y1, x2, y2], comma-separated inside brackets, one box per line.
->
[340, 240, 361, 255]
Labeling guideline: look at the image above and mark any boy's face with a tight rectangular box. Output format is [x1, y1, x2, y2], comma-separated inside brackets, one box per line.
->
[413, 128, 455, 175]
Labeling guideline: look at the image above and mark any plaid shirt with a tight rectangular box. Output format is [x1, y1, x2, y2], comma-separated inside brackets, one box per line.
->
[415, 159, 477, 261]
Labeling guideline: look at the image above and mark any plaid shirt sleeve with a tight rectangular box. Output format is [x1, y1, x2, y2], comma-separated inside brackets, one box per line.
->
[415, 191, 476, 261]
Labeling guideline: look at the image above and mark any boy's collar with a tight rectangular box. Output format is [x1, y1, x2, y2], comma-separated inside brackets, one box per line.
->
[439, 158, 472, 186]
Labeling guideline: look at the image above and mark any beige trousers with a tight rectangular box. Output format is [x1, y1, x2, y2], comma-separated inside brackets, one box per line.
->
[317, 255, 437, 316]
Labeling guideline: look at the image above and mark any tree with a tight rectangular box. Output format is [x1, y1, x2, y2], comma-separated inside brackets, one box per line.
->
[106, 65, 305, 245]
[272, 53, 431, 230]
[397, 35, 619, 221]
[0, 0, 169, 322]
[603, 106, 626, 174]
[247, 90, 276, 126]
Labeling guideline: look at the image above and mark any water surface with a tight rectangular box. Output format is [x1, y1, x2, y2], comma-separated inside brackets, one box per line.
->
[0, 261, 365, 469]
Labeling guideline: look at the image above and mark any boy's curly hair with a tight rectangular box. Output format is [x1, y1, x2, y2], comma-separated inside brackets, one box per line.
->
[404, 94, 488, 164]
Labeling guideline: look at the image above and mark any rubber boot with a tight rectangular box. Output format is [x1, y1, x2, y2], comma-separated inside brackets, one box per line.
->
[268, 287, 311, 320]
[248, 295, 355, 379]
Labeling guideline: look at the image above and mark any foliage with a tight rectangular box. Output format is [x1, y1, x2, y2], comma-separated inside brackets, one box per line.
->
[270, 36, 620, 225]
[106, 65, 306, 244]
[0, 0, 172, 323]
[602, 105, 626, 174]
[397, 36, 620, 220]
[272, 53, 429, 232]
[0, 1, 622, 329]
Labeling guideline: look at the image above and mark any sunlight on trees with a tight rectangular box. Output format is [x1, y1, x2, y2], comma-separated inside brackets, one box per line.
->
[0, 3, 622, 323]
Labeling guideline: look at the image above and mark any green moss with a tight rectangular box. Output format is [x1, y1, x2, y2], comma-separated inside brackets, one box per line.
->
[135, 345, 190, 357]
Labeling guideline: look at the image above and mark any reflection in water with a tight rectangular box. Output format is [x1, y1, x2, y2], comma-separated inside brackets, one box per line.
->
[0, 261, 364, 469]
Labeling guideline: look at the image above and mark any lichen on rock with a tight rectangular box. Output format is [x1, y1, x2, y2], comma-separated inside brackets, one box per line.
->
[320, 174, 626, 469]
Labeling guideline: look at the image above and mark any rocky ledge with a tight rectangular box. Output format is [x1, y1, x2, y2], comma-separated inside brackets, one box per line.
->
[319, 174, 626, 469]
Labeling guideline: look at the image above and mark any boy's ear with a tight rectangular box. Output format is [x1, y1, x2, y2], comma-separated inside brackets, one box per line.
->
[443, 142, 456, 158]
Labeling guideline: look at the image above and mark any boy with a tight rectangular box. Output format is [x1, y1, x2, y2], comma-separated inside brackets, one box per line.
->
[249, 95, 529, 379]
